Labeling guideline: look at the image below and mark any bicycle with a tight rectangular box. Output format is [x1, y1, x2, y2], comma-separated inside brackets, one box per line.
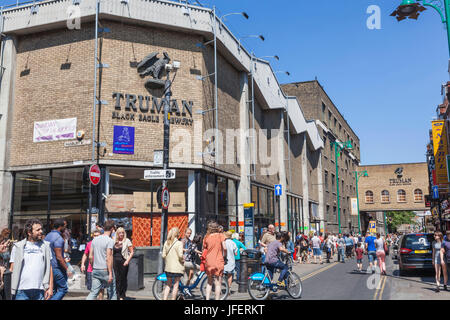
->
[247, 254, 302, 300]
[152, 270, 229, 300]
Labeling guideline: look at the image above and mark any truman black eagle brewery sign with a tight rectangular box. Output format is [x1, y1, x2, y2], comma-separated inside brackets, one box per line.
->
[111, 92, 194, 126]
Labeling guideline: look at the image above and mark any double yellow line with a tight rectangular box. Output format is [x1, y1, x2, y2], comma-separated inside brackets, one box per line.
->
[373, 275, 387, 300]
[300, 262, 339, 281]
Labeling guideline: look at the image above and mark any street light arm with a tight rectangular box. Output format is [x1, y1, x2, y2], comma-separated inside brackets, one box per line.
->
[421, 0, 447, 22]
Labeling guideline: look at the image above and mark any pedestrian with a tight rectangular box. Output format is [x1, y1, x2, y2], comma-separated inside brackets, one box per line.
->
[311, 233, 323, 264]
[223, 231, 237, 293]
[63, 229, 76, 283]
[203, 221, 226, 300]
[0, 228, 12, 293]
[258, 228, 268, 258]
[162, 227, 184, 300]
[432, 231, 447, 292]
[374, 233, 386, 275]
[86, 220, 117, 300]
[344, 234, 354, 259]
[355, 242, 364, 272]
[44, 219, 72, 300]
[324, 234, 333, 263]
[80, 230, 103, 299]
[231, 232, 246, 283]
[265, 232, 291, 287]
[184, 233, 202, 287]
[299, 235, 309, 264]
[365, 232, 377, 273]
[9, 219, 53, 300]
[260, 224, 276, 259]
[113, 227, 134, 300]
[337, 234, 346, 263]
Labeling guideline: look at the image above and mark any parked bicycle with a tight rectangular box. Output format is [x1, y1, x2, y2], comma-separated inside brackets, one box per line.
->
[152, 270, 229, 300]
[247, 254, 302, 300]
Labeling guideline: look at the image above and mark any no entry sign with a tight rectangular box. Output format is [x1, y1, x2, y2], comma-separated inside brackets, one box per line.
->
[161, 187, 170, 210]
[89, 164, 101, 185]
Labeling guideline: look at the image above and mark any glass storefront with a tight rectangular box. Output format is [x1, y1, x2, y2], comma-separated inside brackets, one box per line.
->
[287, 195, 303, 236]
[251, 184, 276, 245]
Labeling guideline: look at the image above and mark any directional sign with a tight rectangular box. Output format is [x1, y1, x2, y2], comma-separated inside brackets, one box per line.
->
[433, 185, 439, 199]
[274, 184, 282, 196]
[161, 187, 170, 210]
[144, 169, 176, 180]
[89, 165, 101, 186]
[368, 221, 376, 234]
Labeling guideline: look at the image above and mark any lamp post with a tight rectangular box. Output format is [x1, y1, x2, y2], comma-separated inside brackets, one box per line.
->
[391, 0, 450, 57]
[333, 140, 352, 234]
[354, 170, 368, 233]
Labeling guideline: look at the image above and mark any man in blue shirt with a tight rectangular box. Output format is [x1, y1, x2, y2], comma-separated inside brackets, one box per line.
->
[44, 219, 72, 300]
[344, 234, 355, 259]
[364, 232, 377, 274]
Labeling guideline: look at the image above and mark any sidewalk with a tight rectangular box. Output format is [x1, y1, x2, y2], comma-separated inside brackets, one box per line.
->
[65, 254, 340, 300]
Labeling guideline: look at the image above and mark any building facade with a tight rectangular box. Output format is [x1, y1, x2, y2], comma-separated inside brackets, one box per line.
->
[0, 0, 328, 257]
[357, 162, 428, 234]
[282, 80, 361, 234]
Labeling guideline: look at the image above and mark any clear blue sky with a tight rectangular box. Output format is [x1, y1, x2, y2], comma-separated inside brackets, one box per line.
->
[1, 0, 447, 165]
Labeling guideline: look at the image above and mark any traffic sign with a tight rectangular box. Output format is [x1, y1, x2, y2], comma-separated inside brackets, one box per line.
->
[161, 187, 170, 210]
[89, 165, 101, 185]
[433, 185, 439, 199]
[144, 169, 176, 180]
[368, 221, 376, 233]
[274, 184, 282, 196]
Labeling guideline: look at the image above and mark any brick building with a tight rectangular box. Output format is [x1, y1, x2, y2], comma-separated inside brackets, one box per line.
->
[0, 0, 329, 266]
[282, 80, 361, 234]
[357, 162, 428, 234]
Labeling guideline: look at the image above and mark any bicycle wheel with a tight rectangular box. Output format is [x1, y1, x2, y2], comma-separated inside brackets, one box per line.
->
[286, 272, 302, 299]
[152, 279, 166, 300]
[200, 276, 229, 300]
[247, 277, 270, 300]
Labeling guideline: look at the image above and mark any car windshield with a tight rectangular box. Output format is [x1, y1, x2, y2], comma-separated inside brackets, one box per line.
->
[403, 234, 434, 250]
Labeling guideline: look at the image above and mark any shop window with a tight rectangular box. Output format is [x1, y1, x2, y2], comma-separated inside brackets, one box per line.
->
[381, 190, 390, 203]
[365, 191, 374, 203]
[414, 189, 423, 202]
[14, 170, 50, 215]
[397, 189, 406, 203]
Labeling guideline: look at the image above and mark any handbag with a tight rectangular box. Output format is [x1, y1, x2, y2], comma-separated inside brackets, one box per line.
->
[384, 242, 389, 255]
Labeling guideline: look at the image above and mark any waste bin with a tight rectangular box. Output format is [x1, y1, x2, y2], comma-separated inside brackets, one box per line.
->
[127, 253, 144, 290]
[244, 249, 262, 275]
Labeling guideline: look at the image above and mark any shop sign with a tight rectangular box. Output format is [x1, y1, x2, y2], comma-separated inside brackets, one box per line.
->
[432, 120, 449, 189]
[113, 126, 135, 154]
[111, 92, 194, 127]
[33, 117, 77, 142]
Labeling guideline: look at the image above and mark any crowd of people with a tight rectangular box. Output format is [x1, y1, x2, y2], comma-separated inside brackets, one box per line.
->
[0, 218, 135, 300]
[0, 216, 406, 300]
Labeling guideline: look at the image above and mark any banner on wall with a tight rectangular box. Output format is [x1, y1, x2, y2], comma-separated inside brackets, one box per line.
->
[351, 198, 358, 216]
[33, 117, 77, 142]
[432, 120, 449, 190]
[113, 125, 135, 154]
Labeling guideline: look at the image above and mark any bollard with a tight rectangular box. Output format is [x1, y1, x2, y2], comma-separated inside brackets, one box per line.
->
[238, 251, 248, 293]
[3, 270, 11, 300]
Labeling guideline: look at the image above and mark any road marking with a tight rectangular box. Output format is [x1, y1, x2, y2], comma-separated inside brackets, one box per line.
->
[373, 275, 386, 300]
[378, 275, 387, 300]
[300, 262, 339, 281]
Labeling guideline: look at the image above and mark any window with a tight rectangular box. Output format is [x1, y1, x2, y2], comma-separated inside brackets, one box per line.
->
[324, 171, 329, 192]
[414, 189, 423, 202]
[339, 123, 342, 133]
[322, 103, 326, 121]
[365, 191, 374, 203]
[331, 174, 335, 189]
[381, 190, 390, 203]
[397, 189, 406, 202]
[334, 117, 337, 129]
[328, 111, 332, 124]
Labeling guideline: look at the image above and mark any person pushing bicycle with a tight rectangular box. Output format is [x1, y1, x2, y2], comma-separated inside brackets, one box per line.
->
[264, 232, 291, 288]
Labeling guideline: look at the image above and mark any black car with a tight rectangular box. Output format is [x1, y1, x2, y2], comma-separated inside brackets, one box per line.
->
[398, 233, 434, 275]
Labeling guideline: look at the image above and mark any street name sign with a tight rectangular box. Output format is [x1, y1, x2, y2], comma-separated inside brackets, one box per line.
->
[144, 169, 176, 180]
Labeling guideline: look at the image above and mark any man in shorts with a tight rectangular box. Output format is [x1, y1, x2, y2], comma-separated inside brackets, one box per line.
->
[365, 232, 377, 273]
[311, 233, 323, 264]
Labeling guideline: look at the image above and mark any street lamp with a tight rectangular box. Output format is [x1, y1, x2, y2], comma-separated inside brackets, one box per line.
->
[238, 35, 265, 52]
[333, 140, 353, 234]
[391, 0, 450, 56]
[354, 170, 368, 233]
[219, 11, 249, 30]
[274, 71, 291, 76]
